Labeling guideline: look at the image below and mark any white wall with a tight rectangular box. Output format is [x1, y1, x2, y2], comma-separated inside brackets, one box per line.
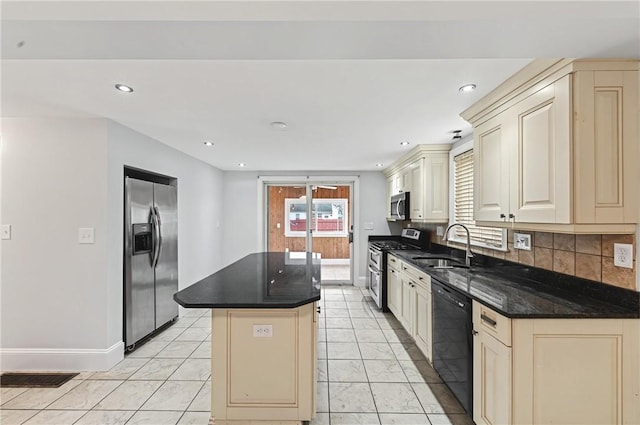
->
[222, 171, 389, 285]
[106, 121, 224, 345]
[1, 118, 112, 370]
[0, 118, 224, 371]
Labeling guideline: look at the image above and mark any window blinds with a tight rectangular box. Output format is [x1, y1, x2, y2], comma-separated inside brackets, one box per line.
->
[453, 150, 504, 249]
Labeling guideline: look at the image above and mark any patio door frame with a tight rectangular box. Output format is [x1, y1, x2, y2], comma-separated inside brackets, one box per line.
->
[257, 175, 360, 285]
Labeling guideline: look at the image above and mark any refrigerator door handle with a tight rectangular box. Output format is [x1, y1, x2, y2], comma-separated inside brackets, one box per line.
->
[150, 207, 160, 269]
[154, 205, 163, 268]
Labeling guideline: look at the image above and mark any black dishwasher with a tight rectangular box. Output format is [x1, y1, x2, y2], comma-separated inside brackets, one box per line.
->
[431, 280, 473, 415]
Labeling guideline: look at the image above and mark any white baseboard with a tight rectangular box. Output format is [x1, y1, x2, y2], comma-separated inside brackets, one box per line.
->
[0, 341, 124, 372]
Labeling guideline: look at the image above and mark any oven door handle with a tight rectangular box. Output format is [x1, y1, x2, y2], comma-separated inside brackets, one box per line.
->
[396, 200, 401, 218]
[368, 266, 380, 275]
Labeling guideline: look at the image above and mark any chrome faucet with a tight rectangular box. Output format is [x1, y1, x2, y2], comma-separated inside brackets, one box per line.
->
[442, 223, 474, 267]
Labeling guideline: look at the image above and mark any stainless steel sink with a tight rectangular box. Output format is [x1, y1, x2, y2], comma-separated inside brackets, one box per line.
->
[411, 257, 468, 269]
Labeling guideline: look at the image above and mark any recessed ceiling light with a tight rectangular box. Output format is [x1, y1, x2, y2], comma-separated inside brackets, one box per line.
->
[459, 84, 476, 93]
[270, 121, 288, 130]
[238, 162, 247, 167]
[115, 84, 134, 93]
[400, 141, 410, 146]
[376, 163, 384, 168]
[203, 141, 214, 147]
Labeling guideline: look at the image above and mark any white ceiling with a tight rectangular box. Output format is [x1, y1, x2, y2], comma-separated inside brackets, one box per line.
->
[2, 1, 639, 171]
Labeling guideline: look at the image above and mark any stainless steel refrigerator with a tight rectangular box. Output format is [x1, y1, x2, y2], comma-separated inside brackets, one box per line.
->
[124, 177, 178, 350]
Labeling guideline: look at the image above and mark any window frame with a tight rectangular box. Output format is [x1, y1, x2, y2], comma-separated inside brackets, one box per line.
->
[448, 139, 507, 251]
[284, 198, 349, 238]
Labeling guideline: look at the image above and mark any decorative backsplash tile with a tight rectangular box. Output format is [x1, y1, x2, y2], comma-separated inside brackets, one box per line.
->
[419, 222, 637, 291]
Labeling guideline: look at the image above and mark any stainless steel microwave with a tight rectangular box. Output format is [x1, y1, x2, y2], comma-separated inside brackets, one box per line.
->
[389, 192, 410, 220]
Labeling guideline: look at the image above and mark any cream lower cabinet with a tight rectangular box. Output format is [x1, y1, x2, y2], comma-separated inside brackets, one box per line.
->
[387, 256, 402, 317]
[392, 261, 433, 362]
[473, 301, 640, 425]
[412, 277, 432, 362]
[211, 302, 318, 424]
[399, 267, 414, 332]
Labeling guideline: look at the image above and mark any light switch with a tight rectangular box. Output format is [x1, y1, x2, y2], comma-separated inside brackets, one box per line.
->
[79, 227, 95, 244]
[276, 222, 281, 229]
[364, 222, 374, 230]
[1, 224, 11, 240]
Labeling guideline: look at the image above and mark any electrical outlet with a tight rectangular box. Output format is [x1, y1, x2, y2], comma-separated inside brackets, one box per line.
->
[78, 227, 95, 244]
[364, 222, 374, 230]
[613, 243, 633, 268]
[253, 324, 273, 337]
[436, 226, 444, 237]
[514, 232, 531, 250]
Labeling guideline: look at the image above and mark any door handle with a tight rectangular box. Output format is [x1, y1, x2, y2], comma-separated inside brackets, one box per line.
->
[154, 206, 163, 267]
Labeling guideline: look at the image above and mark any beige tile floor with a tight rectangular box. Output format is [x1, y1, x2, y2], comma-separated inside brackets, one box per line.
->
[0, 287, 472, 425]
[321, 265, 351, 282]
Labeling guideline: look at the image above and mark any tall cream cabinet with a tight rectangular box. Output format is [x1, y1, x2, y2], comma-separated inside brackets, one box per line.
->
[462, 59, 639, 233]
[473, 301, 640, 425]
[384, 145, 450, 223]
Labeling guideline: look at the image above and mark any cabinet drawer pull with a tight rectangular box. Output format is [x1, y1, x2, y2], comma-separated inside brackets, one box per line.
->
[390, 258, 396, 262]
[418, 276, 423, 280]
[481, 314, 497, 327]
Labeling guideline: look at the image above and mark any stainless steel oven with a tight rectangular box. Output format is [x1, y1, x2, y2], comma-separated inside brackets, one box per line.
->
[367, 228, 430, 311]
[368, 245, 383, 307]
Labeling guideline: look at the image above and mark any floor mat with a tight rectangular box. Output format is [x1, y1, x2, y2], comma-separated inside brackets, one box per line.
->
[0, 372, 78, 388]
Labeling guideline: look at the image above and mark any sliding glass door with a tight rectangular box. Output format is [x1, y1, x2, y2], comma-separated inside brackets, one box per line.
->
[266, 182, 353, 284]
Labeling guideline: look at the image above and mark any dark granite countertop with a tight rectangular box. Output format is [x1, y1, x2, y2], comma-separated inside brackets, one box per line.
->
[174, 252, 321, 309]
[389, 249, 640, 319]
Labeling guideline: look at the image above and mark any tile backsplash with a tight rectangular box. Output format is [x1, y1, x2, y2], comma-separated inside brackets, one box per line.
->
[419, 223, 637, 291]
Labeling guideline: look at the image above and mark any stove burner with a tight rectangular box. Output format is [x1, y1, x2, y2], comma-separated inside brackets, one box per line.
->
[371, 241, 420, 251]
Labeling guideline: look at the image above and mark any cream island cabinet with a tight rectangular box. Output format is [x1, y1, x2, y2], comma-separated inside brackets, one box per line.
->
[174, 252, 321, 425]
[461, 59, 639, 233]
[384, 145, 450, 223]
[473, 301, 640, 425]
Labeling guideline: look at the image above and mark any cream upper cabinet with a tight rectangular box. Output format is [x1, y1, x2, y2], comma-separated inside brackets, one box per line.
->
[394, 167, 411, 194]
[475, 75, 572, 224]
[409, 159, 424, 219]
[463, 59, 639, 233]
[474, 110, 511, 222]
[473, 301, 640, 425]
[385, 145, 451, 223]
[512, 75, 571, 223]
[574, 69, 639, 224]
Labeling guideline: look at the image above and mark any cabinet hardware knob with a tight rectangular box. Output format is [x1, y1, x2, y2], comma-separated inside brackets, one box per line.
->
[472, 330, 479, 336]
[499, 213, 506, 219]
[509, 213, 515, 219]
[317, 306, 321, 314]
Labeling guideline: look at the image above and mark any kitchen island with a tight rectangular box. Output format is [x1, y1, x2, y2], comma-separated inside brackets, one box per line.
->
[174, 252, 321, 425]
